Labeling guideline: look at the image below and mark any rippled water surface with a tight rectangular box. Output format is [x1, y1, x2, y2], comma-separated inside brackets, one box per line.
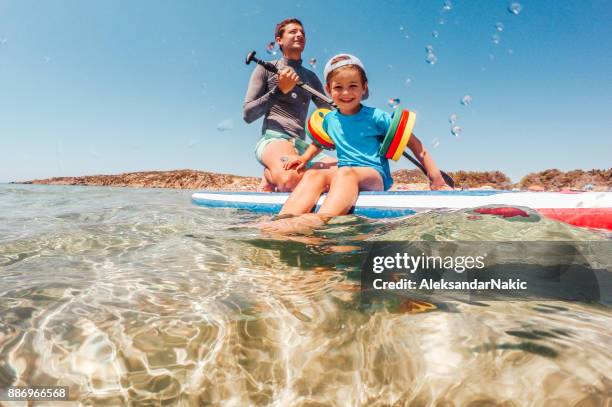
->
[1, 185, 610, 406]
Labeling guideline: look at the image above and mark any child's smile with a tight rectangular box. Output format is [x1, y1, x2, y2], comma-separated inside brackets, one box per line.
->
[326, 69, 368, 115]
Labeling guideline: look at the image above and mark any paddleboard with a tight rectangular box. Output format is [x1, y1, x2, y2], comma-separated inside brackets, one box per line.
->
[191, 190, 612, 230]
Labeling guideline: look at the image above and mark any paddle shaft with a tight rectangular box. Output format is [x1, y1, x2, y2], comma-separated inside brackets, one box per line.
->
[246, 52, 336, 108]
[402, 152, 455, 188]
[246, 51, 455, 188]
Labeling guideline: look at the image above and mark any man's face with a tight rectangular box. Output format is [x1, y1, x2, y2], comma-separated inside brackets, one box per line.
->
[276, 23, 306, 54]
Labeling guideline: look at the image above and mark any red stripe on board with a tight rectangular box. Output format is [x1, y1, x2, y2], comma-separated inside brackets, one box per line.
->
[536, 208, 612, 230]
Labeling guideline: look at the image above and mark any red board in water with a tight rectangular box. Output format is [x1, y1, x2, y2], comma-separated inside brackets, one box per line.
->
[536, 208, 612, 230]
[474, 207, 530, 218]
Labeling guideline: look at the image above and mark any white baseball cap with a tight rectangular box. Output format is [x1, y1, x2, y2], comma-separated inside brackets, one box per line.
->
[323, 54, 369, 100]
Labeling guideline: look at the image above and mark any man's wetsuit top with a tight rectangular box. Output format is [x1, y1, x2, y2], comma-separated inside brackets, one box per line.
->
[243, 57, 331, 140]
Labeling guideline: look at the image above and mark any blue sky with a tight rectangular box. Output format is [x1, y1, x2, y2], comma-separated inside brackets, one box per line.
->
[1, 0, 611, 183]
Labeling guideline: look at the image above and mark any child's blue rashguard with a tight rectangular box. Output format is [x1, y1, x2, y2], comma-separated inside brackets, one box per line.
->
[322, 105, 394, 190]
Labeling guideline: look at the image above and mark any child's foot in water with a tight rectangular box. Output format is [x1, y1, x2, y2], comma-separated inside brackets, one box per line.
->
[260, 213, 329, 235]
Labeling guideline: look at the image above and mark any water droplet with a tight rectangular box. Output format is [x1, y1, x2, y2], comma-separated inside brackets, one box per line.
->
[508, 2, 522, 15]
[492, 34, 501, 44]
[461, 95, 472, 106]
[442, 0, 452, 11]
[488, 53, 495, 60]
[404, 78, 412, 86]
[216, 119, 233, 132]
[266, 41, 277, 55]
[439, 18, 445, 25]
[425, 45, 434, 53]
[387, 98, 401, 109]
[404, 34, 410, 40]
[426, 53, 437, 65]
[44, 56, 51, 63]
[387, 64, 393, 70]
[449, 113, 457, 124]
[280, 155, 289, 163]
[432, 30, 439, 38]
[399, 25, 405, 31]
[308, 57, 317, 68]
[432, 137, 440, 148]
[291, 92, 297, 99]
[496, 22, 505, 32]
[584, 184, 594, 191]
[0, 38, 7, 45]
[507, 48, 514, 55]
[451, 126, 462, 137]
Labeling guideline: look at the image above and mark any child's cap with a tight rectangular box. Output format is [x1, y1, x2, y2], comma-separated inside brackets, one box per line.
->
[323, 54, 369, 100]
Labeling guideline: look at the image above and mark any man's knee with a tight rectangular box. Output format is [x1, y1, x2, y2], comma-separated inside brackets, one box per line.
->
[273, 170, 302, 192]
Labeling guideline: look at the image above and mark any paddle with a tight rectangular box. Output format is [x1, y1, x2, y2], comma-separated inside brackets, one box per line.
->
[246, 50, 455, 188]
[246, 51, 337, 108]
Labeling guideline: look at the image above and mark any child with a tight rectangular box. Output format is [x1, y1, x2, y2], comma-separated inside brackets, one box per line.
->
[261, 54, 450, 233]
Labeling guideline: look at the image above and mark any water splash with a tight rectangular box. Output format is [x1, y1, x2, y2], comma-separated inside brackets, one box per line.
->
[508, 2, 523, 15]
[266, 41, 277, 55]
[216, 119, 233, 132]
[387, 98, 401, 109]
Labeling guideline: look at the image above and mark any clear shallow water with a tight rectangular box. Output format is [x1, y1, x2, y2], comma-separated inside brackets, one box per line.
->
[0, 184, 610, 406]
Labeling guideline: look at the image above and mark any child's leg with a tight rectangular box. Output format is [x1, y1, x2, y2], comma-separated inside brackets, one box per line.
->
[279, 168, 335, 216]
[317, 167, 383, 216]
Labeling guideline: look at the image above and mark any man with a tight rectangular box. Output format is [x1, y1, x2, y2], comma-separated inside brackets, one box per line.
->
[243, 18, 337, 192]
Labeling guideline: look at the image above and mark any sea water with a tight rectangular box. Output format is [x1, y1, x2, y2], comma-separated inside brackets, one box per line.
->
[0, 184, 610, 406]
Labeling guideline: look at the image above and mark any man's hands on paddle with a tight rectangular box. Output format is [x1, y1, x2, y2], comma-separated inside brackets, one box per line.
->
[283, 155, 308, 171]
[278, 67, 300, 93]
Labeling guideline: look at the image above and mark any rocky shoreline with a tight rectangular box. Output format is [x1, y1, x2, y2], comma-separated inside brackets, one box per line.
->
[13, 168, 611, 192]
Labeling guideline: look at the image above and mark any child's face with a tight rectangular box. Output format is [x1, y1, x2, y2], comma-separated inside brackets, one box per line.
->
[326, 68, 368, 115]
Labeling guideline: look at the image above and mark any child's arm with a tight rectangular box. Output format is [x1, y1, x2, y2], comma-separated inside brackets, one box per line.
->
[407, 134, 451, 190]
[283, 144, 323, 172]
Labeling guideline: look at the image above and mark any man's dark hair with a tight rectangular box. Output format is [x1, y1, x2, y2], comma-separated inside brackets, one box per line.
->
[275, 18, 304, 39]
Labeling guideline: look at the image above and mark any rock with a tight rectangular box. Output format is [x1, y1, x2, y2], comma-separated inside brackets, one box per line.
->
[16, 169, 261, 191]
[518, 168, 611, 191]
